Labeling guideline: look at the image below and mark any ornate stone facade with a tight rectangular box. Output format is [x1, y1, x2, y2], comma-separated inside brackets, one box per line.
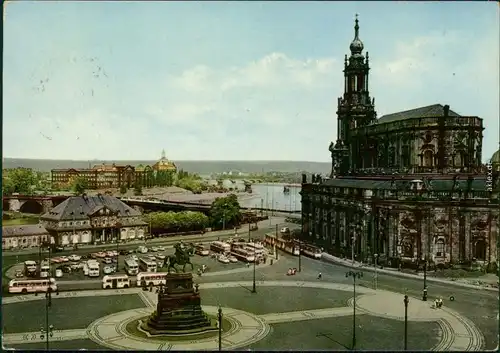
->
[39, 194, 147, 246]
[300, 17, 499, 269]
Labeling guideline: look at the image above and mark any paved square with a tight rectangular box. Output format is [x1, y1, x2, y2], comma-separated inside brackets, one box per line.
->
[2, 295, 146, 334]
[246, 315, 441, 351]
[200, 287, 355, 315]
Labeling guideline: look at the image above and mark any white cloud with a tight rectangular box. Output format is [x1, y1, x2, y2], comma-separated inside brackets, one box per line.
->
[3, 31, 498, 161]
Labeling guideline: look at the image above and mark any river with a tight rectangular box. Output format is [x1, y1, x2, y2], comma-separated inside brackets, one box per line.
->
[221, 180, 301, 211]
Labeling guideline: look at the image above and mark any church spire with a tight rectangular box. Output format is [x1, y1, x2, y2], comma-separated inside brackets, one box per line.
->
[349, 14, 364, 56]
[161, 149, 166, 160]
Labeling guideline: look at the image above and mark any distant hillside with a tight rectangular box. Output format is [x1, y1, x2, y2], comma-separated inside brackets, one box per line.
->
[2, 158, 330, 174]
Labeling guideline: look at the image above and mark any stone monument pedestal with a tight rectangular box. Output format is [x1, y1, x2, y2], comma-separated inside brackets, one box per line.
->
[140, 273, 217, 335]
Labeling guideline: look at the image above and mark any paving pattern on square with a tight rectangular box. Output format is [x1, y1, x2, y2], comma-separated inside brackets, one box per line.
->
[2, 281, 485, 351]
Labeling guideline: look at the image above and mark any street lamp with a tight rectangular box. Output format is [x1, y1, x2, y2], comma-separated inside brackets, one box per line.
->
[251, 247, 257, 294]
[403, 295, 409, 350]
[422, 257, 428, 301]
[41, 286, 55, 350]
[373, 253, 379, 290]
[346, 270, 363, 350]
[217, 304, 223, 351]
[115, 221, 122, 273]
[298, 240, 302, 272]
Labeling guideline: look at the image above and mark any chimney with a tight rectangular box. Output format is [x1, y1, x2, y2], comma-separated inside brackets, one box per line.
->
[443, 105, 450, 118]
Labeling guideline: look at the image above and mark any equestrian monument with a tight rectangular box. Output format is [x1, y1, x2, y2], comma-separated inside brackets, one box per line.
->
[140, 272, 217, 335]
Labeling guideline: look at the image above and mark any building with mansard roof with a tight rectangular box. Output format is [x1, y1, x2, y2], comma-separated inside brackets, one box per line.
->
[300, 16, 499, 271]
[40, 194, 147, 246]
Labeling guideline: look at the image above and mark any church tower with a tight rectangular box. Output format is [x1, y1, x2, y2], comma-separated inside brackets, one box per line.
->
[330, 15, 376, 177]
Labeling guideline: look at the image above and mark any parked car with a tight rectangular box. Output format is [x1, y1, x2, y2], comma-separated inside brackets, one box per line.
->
[55, 269, 63, 278]
[15, 270, 23, 278]
[218, 255, 230, 264]
[59, 256, 70, 262]
[157, 246, 165, 252]
[103, 257, 113, 264]
[137, 246, 148, 254]
[106, 251, 115, 258]
[229, 256, 238, 263]
[53, 246, 65, 253]
[68, 254, 81, 262]
[119, 250, 129, 255]
[96, 252, 107, 258]
[156, 253, 165, 260]
[103, 265, 116, 275]
[150, 247, 159, 252]
[131, 255, 139, 261]
[70, 263, 80, 271]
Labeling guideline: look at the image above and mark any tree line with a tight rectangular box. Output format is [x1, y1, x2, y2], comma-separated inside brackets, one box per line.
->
[143, 194, 242, 233]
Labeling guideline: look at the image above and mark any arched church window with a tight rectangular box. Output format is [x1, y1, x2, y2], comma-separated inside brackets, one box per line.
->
[423, 150, 433, 167]
[435, 239, 445, 257]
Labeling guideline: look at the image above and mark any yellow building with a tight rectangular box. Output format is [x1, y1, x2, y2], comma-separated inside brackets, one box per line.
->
[152, 149, 177, 172]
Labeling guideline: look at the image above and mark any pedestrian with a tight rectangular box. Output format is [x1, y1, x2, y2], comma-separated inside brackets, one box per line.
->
[317, 272, 322, 280]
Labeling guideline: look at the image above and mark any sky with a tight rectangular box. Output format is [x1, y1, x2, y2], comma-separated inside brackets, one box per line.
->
[3, 1, 499, 162]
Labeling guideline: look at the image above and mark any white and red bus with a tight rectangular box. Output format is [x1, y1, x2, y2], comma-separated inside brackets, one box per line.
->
[9, 278, 57, 294]
[265, 234, 300, 256]
[102, 275, 130, 289]
[210, 241, 231, 254]
[231, 247, 255, 263]
[136, 272, 168, 287]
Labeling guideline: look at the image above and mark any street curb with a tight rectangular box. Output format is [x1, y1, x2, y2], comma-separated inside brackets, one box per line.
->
[321, 253, 499, 292]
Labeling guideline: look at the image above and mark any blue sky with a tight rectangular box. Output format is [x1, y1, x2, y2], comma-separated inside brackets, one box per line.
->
[3, 1, 499, 162]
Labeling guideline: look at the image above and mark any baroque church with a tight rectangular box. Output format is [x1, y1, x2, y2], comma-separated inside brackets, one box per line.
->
[300, 17, 499, 270]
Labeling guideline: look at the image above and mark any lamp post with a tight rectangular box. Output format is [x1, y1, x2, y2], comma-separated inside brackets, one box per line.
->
[404, 295, 409, 350]
[298, 240, 302, 272]
[218, 304, 223, 351]
[115, 222, 122, 273]
[346, 270, 363, 350]
[422, 257, 428, 301]
[374, 253, 378, 290]
[248, 222, 251, 242]
[252, 247, 257, 293]
[41, 286, 55, 350]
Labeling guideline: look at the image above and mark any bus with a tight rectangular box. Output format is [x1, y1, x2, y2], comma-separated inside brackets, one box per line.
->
[301, 243, 322, 259]
[102, 275, 130, 289]
[125, 258, 139, 275]
[244, 242, 267, 257]
[40, 262, 50, 278]
[88, 262, 100, 277]
[231, 247, 255, 263]
[195, 244, 209, 256]
[264, 234, 300, 256]
[139, 258, 157, 273]
[24, 261, 37, 277]
[136, 272, 168, 287]
[210, 241, 231, 254]
[9, 278, 57, 294]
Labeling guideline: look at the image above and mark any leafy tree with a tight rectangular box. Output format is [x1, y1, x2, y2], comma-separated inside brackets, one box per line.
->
[119, 184, 127, 194]
[210, 194, 241, 229]
[3, 168, 38, 195]
[144, 211, 209, 233]
[134, 182, 143, 196]
[71, 176, 88, 195]
[2, 177, 16, 195]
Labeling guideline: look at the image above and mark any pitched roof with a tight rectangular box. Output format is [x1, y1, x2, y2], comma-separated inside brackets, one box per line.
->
[3, 224, 48, 237]
[378, 104, 461, 124]
[40, 195, 142, 221]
